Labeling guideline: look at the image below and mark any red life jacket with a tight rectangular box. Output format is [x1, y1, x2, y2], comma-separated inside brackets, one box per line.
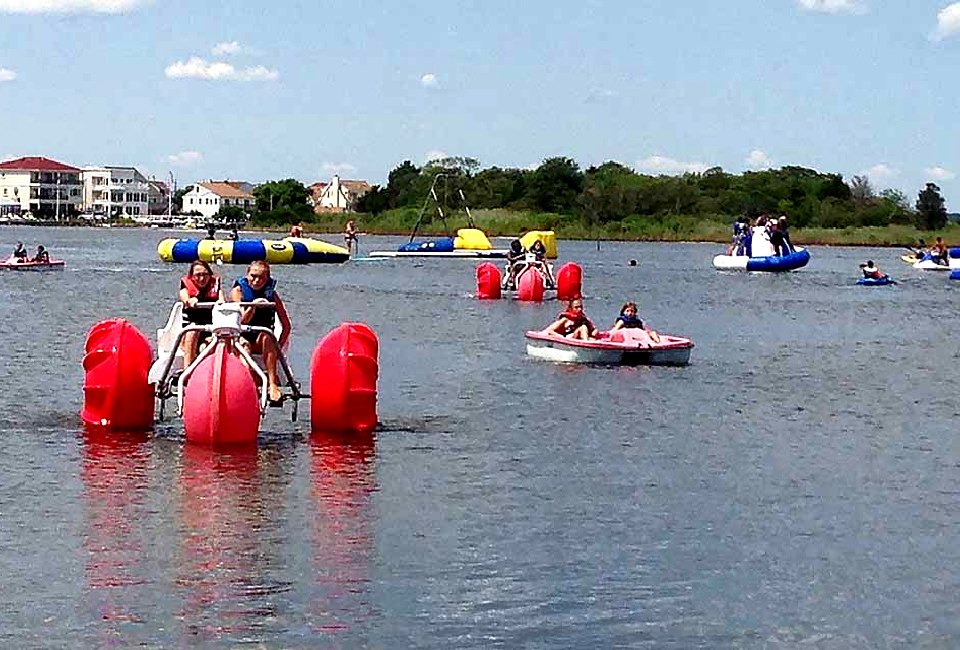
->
[181, 274, 220, 301]
[560, 310, 594, 334]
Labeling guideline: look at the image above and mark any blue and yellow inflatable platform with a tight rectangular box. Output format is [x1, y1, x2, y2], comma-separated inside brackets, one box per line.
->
[157, 237, 350, 265]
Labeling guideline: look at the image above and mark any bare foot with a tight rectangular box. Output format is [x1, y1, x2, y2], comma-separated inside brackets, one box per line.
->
[268, 384, 282, 402]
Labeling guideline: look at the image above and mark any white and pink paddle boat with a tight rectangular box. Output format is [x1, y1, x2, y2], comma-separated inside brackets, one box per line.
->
[525, 328, 694, 366]
[0, 254, 65, 270]
[81, 302, 379, 446]
[476, 256, 583, 302]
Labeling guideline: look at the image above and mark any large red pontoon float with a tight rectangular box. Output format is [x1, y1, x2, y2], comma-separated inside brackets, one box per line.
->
[81, 303, 379, 446]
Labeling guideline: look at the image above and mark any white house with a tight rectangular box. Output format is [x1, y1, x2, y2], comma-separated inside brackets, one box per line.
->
[181, 181, 255, 219]
[0, 156, 83, 219]
[310, 175, 371, 212]
[81, 166, 149, 219]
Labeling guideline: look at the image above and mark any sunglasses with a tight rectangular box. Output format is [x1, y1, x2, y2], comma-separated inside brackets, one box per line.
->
[193, 271, 211, 278]
[248, 273, 267, 280]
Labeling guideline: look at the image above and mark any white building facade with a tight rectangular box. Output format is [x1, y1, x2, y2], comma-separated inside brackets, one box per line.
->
[181, 181, 255, 219]
[81, 166, 149, 219]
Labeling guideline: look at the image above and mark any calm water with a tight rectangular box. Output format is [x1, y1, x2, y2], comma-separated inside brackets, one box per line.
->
[1, 226, 958, 648]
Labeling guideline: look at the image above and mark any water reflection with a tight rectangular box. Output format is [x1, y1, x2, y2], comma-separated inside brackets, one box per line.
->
[174, 445, 293, 644]
[308, 432, 377, 637]
[81, 429, 151, 639]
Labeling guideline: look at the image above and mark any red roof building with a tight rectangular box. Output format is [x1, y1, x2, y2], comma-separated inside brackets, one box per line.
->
[0, 156, 81, 173]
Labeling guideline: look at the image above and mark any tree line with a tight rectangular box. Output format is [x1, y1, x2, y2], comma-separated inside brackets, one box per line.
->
[177, 156, 951, 232]
[356, 157, 951, 231]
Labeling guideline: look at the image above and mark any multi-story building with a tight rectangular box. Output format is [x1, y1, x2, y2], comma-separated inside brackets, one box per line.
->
[0, 156, 83, 219]
[181, 181, 255, 219]
[81, 166, 149, 219]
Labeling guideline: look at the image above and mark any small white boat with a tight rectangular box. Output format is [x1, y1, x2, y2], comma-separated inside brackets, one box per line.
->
[525, 328, 693, 366]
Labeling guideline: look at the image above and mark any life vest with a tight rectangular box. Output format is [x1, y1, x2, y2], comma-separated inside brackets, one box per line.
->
[559, 310, 593, 335]
[234, 276, 277, 328]
[180, 274, 221, 301]
[616, 314, 644, 329]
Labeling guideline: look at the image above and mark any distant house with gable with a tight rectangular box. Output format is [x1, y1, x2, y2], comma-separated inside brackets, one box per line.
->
[309, 175, 371, 213]
[0, 156, 83, 219]
[181, 180, 256, 219]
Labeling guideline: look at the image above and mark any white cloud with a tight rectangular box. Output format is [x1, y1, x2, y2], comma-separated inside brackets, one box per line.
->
[321, 162, 358, 177]
[420, 73, 438, 89]
[745, 149, 773, 170]
[164, 57, 278, 81]
[924, 166, 955, 181]
[0, 68, 16, 82]
[932, 3, 960, 41]
[0, 0, 147, 13]
[211, 41, 241, 56]
[635, 155, 709, 175]
[167, 151, 202, 166]
[863, 163, 896, 181]
[424, 149, 447, 164]
[797, 0, 866, 14]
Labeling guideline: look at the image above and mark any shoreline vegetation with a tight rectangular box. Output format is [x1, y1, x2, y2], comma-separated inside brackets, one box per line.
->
[243, 158, 955, 250]
[6, 212, 959, 248]
[301, 210, 959, 249]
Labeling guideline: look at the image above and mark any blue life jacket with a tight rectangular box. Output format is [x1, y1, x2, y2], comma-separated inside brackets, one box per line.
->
[616, 314, 644, 329]
[234, 276, 277, 328]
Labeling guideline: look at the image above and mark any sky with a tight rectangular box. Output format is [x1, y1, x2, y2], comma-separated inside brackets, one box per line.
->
[2, 0, 960, 207]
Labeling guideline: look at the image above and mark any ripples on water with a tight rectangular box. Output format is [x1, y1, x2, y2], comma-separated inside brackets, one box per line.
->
[0, 227, 958, 647]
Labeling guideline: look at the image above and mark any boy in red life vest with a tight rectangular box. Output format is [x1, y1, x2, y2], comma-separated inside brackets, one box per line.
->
[542, 298, 599, 340]
[179, 260, 224, 366]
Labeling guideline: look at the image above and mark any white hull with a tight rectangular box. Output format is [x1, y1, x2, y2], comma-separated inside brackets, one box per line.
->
[525, 330, 693, 366]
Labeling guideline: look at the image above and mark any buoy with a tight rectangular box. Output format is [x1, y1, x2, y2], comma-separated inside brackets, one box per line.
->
[310, 323, 379, 434]
[516, 266, 545, 302]
[476, 262, 502, 299]
[183, 341, 261, 445]
[81, 319, 154, 430]
[556, 263, 583, 301]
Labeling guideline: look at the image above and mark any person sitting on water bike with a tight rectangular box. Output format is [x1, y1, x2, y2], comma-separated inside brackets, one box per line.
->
[229, 260, 291, 404]
[179, 260, 224, 367]
[528, 239, 556, 286]
[542, 298, 598, 340]
[502, 239, 527, 289]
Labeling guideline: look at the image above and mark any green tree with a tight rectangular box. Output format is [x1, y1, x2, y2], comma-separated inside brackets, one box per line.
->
[252, 178, 310, 212]
[526, 157, 584, 213]
[916, 182, 947, 230]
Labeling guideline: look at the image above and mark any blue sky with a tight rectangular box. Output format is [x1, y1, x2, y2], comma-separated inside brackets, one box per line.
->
[2, 0, 960, 207]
